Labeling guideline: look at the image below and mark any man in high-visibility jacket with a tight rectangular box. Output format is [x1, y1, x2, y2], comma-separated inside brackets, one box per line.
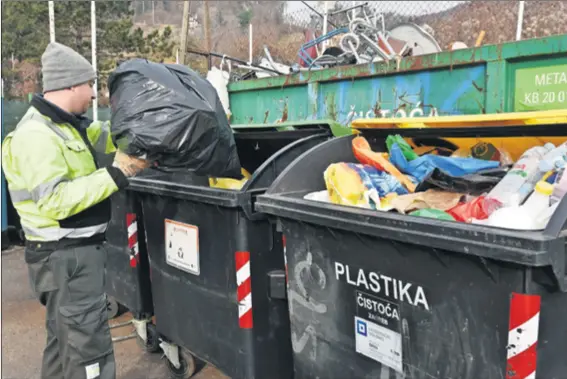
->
[1, 42, 148, 379]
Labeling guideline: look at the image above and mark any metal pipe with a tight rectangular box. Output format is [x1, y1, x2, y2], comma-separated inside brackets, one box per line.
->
[322, 1, 329, 50]
[186, 49, 286, 75]
[330, 1, 368, 16]
[516, 1, 525, 41]
[300, 1, 338, 28]
[48, 1, 55, 42]
[91, 1, 98, 121]
[249, 23, 253, 64]
[179, 0, 191, 65]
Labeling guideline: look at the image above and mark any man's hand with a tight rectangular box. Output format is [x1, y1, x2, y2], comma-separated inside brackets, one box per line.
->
[112, 150, 151, 177]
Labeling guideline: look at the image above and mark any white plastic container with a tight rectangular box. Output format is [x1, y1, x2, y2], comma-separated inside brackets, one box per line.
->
[522, 181, 553, 214]
[487, 145, 552, 207]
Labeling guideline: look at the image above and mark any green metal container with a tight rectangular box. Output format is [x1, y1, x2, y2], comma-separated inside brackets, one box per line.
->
[228, 34, 567, 134]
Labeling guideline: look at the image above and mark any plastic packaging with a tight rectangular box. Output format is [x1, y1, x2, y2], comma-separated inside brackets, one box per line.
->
[209, 168, 252, 190]
[447, 196, 495, 223]
[324, 163, 408, 210]
[386, 135, 418, 161]
[352, 137, 417, 192]
[206, 65, 231, 119]
[303, 190, 331, 203]
[421, 167, 507, 195]
[389, 142, 500, 184]
[551, 168, 567, 205]
[522, 181, 553, 212]
[516, 143, 566, 200]
[409, 209, 456, 221]
[486, 145, 552, 207]
[108, 59, 242, 179]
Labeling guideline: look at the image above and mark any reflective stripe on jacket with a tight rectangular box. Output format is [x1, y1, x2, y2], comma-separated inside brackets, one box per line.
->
[1, 104, 127, 242]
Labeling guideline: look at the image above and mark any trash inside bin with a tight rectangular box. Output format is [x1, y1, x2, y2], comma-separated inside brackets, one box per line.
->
[256, 117, 567, 379]
[128, 122, 333, 378]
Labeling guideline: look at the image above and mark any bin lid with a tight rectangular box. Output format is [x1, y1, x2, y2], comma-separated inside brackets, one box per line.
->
[351, 110, 567, 129]
[129, 121, 332, 216]
[232, 119, 351, 137]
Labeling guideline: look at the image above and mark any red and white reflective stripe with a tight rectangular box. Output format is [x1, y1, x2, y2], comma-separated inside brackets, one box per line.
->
[126, 213, 139, 268]
[235, 251, 253, 329]
[506, 293, 541, 379]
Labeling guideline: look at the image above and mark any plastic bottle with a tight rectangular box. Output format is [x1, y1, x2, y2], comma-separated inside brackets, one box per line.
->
[517, 143, 559, 201]
[487, 145, 552, 207]
[551, 168, 567, 205]
[522, 181, 553, 214]
[482, 181, 554, 231]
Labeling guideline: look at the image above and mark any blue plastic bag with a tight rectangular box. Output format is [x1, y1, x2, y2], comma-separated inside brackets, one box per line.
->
[389, 143, 500, 183]
[348, 163, 410, 197]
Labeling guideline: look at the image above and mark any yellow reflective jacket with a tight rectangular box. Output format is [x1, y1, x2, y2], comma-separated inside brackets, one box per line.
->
[1, 96, 128, 242]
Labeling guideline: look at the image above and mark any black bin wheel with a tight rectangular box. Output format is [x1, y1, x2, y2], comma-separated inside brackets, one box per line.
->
[106, 296, 125, 320]
[166, 348, 196, 379]
[137, 322, 160, 353]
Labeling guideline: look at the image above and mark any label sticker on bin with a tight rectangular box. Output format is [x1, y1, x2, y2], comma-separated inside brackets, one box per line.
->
[165, 219, 200, 275]
[355, 291, 403, 373]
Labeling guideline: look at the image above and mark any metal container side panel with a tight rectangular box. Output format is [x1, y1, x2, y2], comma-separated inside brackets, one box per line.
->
[228, 35, 567, 127]
[229, 65, 487, 127]
[104, 190, 154, 317]
[139, 194, 293, 379]
[317, 64, 487, 124]
[229, 85, 309, 125]
[508, 56, 567, 112]
[281, 220, 567, 379]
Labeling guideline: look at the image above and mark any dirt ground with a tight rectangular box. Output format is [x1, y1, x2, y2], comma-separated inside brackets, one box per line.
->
[1, 246, 228, 379]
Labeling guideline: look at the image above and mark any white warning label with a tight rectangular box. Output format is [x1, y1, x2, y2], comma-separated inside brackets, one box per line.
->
[355, 291, 403, 373]
[165, 219, 200, 275]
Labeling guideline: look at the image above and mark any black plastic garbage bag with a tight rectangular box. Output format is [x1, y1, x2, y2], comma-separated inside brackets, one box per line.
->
[108, 58, 242, 179]
[417, 167, 508, 195]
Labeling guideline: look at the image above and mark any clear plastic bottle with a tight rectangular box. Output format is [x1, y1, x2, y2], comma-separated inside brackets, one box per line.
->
[522, 181, 553, 213]
[487, 145, 552, 207]
[551, 168, 567, 205]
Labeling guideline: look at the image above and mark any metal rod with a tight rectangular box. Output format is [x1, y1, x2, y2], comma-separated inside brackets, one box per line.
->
[249, 23, 253, 64]
[186, 49, 286, 75]
[300, 1, 338, 28]
[111, 333, 136, 343]
[90, 1, 98, 121]
[516, 1, 525, 41]
[48, 1, 55, 42]
[322, 1, 329, 50]
[109, 320, 133, 329]
[179, 0, 191, 65]
[330, 1, 367, 16]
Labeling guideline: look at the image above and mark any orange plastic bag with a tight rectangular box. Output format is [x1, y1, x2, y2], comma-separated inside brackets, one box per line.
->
[352, 136, 417, 192]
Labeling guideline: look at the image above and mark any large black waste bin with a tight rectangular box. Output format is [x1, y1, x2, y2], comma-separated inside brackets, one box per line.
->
[104, 188, 153, 318]
[128, 123, 333, 378]
[256, 123, 567, 379]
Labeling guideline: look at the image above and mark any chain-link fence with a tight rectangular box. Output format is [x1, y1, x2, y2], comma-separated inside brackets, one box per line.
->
[162, 0, 567, 70]
[2, 1, 566, 103]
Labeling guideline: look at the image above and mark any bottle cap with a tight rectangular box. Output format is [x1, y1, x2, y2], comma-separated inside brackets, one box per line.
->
[535, 181, 554, 196]
[544, 143, 556, 151]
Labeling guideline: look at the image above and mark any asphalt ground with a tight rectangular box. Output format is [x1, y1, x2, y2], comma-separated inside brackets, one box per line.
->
[1, 246, 228, 379]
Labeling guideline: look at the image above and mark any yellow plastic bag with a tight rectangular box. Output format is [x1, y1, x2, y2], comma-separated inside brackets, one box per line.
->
[324, 163, 373, 208]
[209, 168, 252, 190]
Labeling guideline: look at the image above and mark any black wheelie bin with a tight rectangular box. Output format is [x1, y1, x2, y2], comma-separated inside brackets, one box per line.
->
[127, 122, 335, 378]
[255, 119, 567, 379]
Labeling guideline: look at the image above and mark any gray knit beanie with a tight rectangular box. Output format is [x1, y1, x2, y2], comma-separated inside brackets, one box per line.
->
[41, 42, 96, 92]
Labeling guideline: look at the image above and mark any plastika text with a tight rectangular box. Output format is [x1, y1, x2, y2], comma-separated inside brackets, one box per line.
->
[335, 262, 430, 311]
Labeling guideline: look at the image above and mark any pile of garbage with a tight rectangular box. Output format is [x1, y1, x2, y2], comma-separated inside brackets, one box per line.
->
[305, 136, 567, 231]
